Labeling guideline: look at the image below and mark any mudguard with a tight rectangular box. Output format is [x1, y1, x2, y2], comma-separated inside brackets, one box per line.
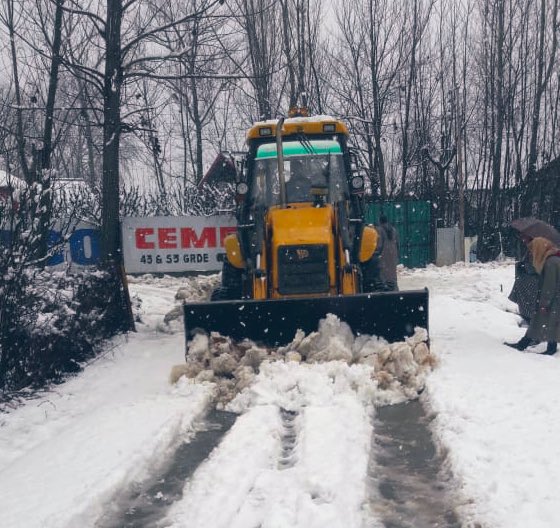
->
[183, 289, 429, 347]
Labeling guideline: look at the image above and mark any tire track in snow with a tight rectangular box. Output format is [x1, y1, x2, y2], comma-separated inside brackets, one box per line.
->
[163, 405, 284, 528]
[278, 408, 299, 469]
[162, 365, 373, 528]
[367, 399, 461, 528]
[95, 409, 237, 528]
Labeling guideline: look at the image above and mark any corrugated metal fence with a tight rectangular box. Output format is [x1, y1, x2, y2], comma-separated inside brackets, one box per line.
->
[365, 201, 432, 268]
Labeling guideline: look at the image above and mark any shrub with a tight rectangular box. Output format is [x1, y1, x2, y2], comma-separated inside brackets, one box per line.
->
[0, 268, 132, 395]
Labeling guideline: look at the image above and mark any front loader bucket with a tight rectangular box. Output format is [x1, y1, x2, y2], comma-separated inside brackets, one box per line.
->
[183, 290, 428, 347]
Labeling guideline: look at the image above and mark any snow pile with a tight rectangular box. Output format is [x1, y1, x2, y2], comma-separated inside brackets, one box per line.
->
[127, 272, 219, 303]
[227, 359, 379, 414]
[172, 314, 435, 407]
[173, 274, 221, 303]
[127, 273, 220, 331]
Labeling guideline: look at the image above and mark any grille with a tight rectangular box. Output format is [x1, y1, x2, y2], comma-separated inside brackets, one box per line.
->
[278, 244, 329, 295]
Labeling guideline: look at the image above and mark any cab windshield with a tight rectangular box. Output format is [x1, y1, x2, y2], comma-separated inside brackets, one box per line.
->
[251, 139, 348, 206]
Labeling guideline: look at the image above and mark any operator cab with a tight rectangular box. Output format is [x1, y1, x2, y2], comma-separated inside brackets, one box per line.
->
[251, 139, 349, 207]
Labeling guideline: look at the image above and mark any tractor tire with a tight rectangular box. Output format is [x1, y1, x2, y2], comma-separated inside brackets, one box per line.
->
[361, 256, 385, 293]
[210, 287, 230, 301]
[210, 258, 243, 301]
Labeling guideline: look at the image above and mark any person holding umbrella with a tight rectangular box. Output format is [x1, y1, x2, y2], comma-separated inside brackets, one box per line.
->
[510, 218, 560, 244]
[508, 218, 560, 322]
[505, 236, 560, 355]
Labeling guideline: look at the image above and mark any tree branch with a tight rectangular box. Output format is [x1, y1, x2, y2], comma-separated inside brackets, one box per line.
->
[121, 0, 224, 57]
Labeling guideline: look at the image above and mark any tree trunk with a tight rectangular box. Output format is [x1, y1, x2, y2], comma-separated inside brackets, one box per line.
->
[79, 87, 97, 186]
[189, 76, 204, 184]
[480, 0, 505, 260]
[101, 0, 123, 263]
[521, 0, 559, 215]
[36, 0, 64, 264]
[400, 0, 419, 198]
[6, 0, 31, 184]
[280, 0, 297, 108]
[367, 0, 387, 198]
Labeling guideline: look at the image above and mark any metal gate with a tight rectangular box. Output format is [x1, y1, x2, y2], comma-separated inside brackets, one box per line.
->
[365, 201, 432, 268]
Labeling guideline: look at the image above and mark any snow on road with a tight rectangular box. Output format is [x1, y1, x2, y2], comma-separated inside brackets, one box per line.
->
[1, 262, 560, 528]
[0, 276, 216, 528]
[166, 361, 376, 528]
[402, 263, 560, 528]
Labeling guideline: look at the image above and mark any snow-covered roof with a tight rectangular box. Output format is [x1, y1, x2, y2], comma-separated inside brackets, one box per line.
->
[0, 171, 90, 192]
[0, 173, 91, 205]
[51, 178, 91, 193]
[0, 169, 24, 189]
[253, 114, 339, 127]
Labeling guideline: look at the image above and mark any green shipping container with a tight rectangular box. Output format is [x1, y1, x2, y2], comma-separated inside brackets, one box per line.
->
[365, 201, 432, 268]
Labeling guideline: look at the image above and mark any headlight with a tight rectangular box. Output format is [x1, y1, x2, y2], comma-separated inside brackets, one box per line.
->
[236, 182, 249, 195]
[351, 175, 364, 190]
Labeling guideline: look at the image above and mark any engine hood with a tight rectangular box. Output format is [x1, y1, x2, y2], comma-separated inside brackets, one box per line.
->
[267, 204, 334, 245]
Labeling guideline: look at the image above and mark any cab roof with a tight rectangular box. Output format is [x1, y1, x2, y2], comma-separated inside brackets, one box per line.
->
[247, 115, 349, 141]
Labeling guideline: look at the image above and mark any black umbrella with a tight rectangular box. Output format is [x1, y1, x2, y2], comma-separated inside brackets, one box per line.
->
[510, 217, 560, 246]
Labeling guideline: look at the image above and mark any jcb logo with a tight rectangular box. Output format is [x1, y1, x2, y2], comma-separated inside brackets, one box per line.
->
[296, 249, 309, 260]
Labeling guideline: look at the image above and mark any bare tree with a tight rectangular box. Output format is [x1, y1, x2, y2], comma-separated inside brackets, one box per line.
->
[332, 0, 407, 198]
[233, 0, 283, 120]
[0, 0, 71, 263]
[521, 0, 559, 215]
[163, 2, 232, 187]
[278, 0, 324, 112]
[60, 0, 226, 262]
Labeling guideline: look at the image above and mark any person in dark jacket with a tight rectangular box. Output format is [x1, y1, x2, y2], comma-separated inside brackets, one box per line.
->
[378, 215, 399, 291]
[505, 237, 560, 355]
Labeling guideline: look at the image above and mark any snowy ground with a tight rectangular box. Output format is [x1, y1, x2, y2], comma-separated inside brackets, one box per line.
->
[1, 261, 559, 528]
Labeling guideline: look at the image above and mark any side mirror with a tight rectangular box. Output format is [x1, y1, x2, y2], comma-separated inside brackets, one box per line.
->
[348, 149, 367, 195]
[235, 181, 249, 204]
[350, 174, 365, 194]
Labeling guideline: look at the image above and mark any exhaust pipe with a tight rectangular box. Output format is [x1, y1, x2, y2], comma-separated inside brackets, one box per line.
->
[276, 117, 287, 208]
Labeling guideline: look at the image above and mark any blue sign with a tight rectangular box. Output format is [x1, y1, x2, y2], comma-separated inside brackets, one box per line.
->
[0, 226, 100, 267]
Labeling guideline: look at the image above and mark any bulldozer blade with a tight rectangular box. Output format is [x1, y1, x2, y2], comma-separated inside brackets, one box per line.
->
[183, 289, 428, 347]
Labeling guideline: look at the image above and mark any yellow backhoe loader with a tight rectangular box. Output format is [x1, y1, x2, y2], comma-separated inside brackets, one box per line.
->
[183, 113, 428, 346]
